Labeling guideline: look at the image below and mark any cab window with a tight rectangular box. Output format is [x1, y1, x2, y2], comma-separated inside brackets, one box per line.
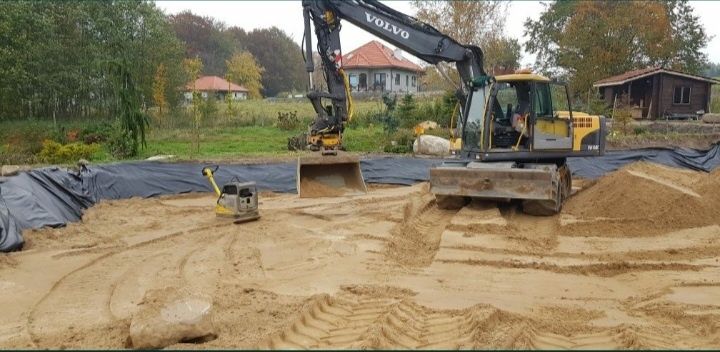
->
[462, 85, 489, 148]
[534, 83, 553, 118]
[550, 83, 569, 112]
[493, 82, 531, 124]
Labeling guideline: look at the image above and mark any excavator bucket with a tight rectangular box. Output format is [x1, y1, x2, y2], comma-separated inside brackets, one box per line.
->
[297, 152, 367, 198]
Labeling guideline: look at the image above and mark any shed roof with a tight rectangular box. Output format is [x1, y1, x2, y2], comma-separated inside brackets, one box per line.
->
[343, 40, 423, 72]
[186, 76, 248, 92]
[593, 67, 720, 87]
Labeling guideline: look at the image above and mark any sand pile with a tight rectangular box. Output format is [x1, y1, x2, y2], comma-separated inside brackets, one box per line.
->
[564, 162, 720, 231]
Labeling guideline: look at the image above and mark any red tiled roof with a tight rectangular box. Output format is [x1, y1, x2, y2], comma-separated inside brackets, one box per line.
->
[343, 41, 423, 72]
[186, 76, 248, 92]
[594, 67, 719, 87]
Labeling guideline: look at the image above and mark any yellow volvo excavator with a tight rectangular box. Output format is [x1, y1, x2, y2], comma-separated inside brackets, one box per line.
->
[299, 0, 605, 213]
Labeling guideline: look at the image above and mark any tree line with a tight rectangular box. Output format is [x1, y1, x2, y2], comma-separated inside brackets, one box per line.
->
[0, 0, 715, 122]
[525, 0, 710, 97]
[0, 1, 307, 121]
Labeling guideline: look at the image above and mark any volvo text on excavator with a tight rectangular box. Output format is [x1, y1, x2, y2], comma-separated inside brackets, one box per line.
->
[299, 0, 605, 213]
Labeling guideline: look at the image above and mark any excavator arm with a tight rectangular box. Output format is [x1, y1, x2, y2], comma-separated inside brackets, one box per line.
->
[301, 0, 487, 152]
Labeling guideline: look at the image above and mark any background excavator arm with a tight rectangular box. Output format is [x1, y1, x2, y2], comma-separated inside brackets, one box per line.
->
[301, 0, 487, 152]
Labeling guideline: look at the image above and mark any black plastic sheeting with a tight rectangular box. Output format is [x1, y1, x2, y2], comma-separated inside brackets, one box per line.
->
[2, 144, 719, 252]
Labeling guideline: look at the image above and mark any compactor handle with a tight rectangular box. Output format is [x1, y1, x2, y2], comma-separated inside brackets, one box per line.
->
[202, 165, 221, 197]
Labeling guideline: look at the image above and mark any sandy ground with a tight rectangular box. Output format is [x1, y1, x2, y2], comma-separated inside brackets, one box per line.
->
[1, 162, 719, 349]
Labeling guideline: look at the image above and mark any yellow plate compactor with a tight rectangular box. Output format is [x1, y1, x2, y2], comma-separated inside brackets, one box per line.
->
[202, 166, 260, 223]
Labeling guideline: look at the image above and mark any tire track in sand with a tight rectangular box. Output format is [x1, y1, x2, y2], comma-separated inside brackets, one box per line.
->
[264, 292, 679, 349]
[386, 191, 458, 267]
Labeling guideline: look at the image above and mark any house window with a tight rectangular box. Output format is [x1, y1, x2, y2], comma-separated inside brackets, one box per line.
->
[405, 75, 409, 87]
[673, 86, 691, 105]
[374, 73, 386, 91]
[411, 75, 416, 87]
[395, 73, 400, 85]
[349, 74, 358, 89]
[359, 73, 367, 90]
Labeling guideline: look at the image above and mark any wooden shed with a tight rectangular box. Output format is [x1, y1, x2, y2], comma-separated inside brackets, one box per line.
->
[593, 67, 719, 119]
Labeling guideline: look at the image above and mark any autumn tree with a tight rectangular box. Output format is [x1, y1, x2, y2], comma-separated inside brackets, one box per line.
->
[225, 51, 265, 99]
[183, 57, 203, 153]
[413, 0, 507, 45]
[412, 1, 519, 85]
[483, 36, 522, 75]
[152, 63, 168, 116]
[525, 1, 709, 95]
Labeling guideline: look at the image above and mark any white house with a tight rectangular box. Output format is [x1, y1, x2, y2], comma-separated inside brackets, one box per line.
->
[343, 41, 423, 94]
[184, 76, 249, 102]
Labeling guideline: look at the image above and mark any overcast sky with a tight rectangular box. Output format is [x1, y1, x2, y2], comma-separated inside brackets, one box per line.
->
[156, 1, 720, 69]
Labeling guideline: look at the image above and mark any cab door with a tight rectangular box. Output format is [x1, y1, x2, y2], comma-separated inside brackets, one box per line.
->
[531, 82, 573, 150]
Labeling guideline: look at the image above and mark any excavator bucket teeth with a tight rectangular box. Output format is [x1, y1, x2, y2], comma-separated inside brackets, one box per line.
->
[297, 152, 367, 198]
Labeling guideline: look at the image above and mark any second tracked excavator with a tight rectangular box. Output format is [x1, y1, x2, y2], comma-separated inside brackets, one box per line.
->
[299, 0, 605, 214]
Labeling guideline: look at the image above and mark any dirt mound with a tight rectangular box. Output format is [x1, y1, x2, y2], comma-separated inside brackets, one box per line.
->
[564, 162, 720, 232]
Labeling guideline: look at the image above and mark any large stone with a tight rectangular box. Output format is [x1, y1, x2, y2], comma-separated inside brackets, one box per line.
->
[0, 165, 27, 176]
[413, 135, 451, 156]
[146, 154, 176, 161]
[129, 288, 215, 349]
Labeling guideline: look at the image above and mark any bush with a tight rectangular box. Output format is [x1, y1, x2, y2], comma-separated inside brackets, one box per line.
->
[1, 125, 49, 164]
[107, 128, 137, 159]
[79, 122, 114, 144]
[633, 126, 647, 135]
[383, 128, 415, 153]
[276, 111, 301, 130]
[395, 94, 418, 128]
[38, 140, 99, 164]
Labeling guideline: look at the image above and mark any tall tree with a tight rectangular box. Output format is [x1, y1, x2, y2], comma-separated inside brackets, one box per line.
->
[664, 0, 709, 74]
[183, 57, 203, 153]
[412, 0, 508, 45]
[412, 1, 519, 83]
[483, 36, 522, 74]
[168, 11, 237, 76]
[525, 1, 709, 95]
[225, 52, 265, 99]
[0, 1, 184, 120]
[152, 63, 168, 115]
[242, 27, 306, 97]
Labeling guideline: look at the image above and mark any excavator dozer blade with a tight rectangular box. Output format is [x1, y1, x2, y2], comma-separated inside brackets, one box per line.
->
[297, 152, 367, 198]
[430, 161, 564, 215]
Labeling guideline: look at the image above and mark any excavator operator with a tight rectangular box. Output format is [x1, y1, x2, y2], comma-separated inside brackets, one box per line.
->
[511, 83, 530, 136]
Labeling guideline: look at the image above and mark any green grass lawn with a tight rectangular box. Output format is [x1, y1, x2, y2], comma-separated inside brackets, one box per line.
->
[0, 118, 390, 165]
[1, 94, 453, 164]
[139, 125, 387, 160]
